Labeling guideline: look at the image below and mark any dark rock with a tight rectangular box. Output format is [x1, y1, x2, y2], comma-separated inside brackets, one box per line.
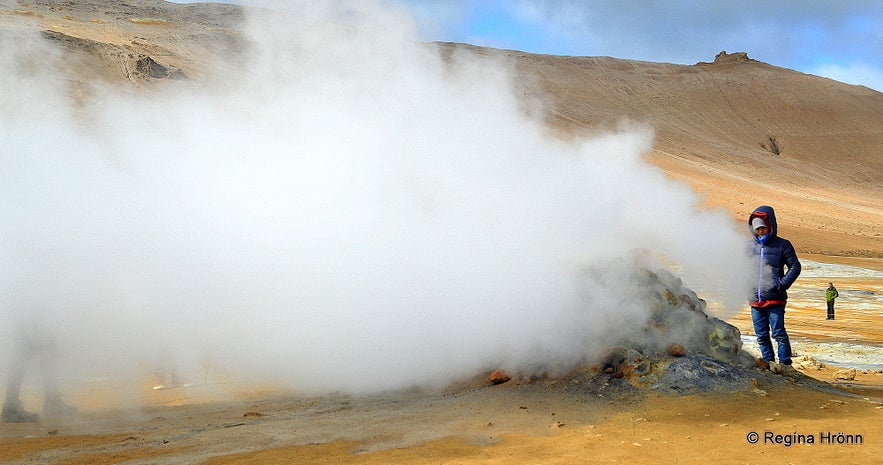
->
[652, 355, 750, 395]
[135, 56, 170, 78]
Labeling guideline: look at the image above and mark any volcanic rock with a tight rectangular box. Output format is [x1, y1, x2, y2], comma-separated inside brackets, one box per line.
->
[710, 50, 755, 64]
[565, 266, 758, 394]
[792, 355, 823, 370]
[667, 343, 686, 357]
[134, 55, 168, 78]
[133, 56, 187, 80]
[653, 355, 749, 394]
[605, 267, 750, 366]
[488, 369, 511, 385]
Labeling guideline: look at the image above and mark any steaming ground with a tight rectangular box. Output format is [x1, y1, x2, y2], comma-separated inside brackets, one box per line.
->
[1, 1, 754, 398]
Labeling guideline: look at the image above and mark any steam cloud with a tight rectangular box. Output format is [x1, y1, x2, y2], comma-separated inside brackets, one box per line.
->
[1, 1, 753, 398]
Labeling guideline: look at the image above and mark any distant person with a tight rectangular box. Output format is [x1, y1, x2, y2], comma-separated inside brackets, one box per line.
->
[825, 282, 839, 320]
[747, 206, 802, 369]
[2, 328, 77, 423]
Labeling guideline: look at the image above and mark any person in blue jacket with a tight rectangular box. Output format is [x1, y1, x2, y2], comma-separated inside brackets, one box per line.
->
[748, 206, 801, 368]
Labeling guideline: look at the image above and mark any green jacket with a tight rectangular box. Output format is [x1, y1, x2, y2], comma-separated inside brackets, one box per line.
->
[826, 286, 839, 302]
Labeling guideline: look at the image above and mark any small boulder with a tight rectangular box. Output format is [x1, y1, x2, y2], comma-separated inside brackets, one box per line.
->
[667, 343, 686, 357]
[488, 369, 511, 385]
[833, 368, 856, 381]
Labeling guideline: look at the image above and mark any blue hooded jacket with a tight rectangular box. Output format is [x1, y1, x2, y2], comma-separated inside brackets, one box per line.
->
[748, 205, 801, 306]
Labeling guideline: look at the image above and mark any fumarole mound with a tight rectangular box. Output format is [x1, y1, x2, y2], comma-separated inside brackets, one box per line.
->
[492, 267, 773, 397]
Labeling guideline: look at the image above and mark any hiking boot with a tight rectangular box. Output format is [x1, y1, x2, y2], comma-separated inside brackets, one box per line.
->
[44, 395, 77, 417]
[782, 364, 798, 374]
[769, 362, 798, 376]
[755, 358, 770, 370]
[1, 402, 39, 423]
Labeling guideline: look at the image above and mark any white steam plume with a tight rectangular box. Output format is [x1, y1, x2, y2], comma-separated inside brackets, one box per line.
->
[0, 1, 753, 398]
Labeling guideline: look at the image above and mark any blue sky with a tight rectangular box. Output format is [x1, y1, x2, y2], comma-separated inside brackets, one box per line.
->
[399, 0, 882, 91]
[174, 1, 882, 91]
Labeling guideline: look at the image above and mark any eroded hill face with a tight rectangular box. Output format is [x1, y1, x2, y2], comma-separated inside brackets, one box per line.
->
[2, 0, 881, 257]
[0, 0, 243, 85]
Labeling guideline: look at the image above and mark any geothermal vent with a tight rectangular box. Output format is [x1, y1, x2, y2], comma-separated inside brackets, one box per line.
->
[493, 266, 758, 396]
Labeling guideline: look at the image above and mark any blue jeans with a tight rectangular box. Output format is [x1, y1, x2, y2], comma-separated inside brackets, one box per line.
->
[751, 304, 792, 364]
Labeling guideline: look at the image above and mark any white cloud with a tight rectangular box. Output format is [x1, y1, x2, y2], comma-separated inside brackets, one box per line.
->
[811, 62, 883, 91]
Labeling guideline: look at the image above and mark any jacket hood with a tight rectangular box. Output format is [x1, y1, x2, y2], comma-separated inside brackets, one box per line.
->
[748, 205, 778, 238]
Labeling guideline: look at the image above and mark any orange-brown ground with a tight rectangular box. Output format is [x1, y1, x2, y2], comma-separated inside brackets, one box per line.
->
[1, 363, 880, 465]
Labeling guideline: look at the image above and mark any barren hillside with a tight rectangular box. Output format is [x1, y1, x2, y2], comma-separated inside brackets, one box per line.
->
[444, 43, 883, 258]
[2, 0, 881, 257]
